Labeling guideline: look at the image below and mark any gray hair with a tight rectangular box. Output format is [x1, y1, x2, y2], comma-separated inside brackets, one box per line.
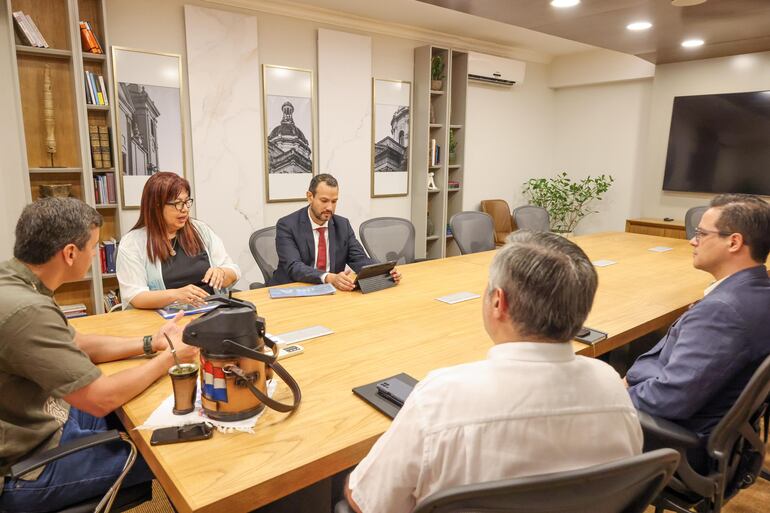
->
[488, 231, 598, 342]
[308, 173, 338, 194]
[14, 198, 103, 265]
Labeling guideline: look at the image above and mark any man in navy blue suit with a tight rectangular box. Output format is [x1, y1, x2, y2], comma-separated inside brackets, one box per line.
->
[272, 174, 401, 289]
[626, 193, 770, 439]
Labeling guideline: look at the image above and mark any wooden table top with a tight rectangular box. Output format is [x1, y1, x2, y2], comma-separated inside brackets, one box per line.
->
[73, 232, 711, 513]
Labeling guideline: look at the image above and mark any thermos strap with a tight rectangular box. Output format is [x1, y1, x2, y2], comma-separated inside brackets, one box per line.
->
[238, 362, 302, 413]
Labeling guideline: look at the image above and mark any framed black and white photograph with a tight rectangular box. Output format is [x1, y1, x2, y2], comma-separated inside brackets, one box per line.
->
[371, 78, 411, 198]
[262, 65, 315, 203]
[112, 47, 186, 209]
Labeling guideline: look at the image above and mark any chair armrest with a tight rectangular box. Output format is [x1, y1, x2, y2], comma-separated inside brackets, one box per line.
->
[9, 430, 122, 479]
[249, 282, 266, 290]
[638, 410, 701, 449]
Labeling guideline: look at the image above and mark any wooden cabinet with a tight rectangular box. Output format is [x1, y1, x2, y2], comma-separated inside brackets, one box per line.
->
[5, 0, 121, 314]
[625, 218, 687, 240]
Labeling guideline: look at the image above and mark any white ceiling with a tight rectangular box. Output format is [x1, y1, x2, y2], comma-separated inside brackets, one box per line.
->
[212, 0, 595, 60]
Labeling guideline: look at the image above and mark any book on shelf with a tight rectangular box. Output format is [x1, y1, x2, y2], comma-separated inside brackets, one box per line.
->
[100, 238, 118, 273]
[89, 125, 113, 169]
[13, 11, 49, 48]
[84, 71, 109, 106]
[103, 289, 121, 312]
[448, 180, 460, 189]
[60, 303, 88, 319]
[93, 173, 116, 204]
[79, 21, 103, 54]
[429, 139, 441, 166]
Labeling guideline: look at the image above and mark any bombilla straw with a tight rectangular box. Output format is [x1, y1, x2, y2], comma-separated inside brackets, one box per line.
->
[164, 333, 182, 369]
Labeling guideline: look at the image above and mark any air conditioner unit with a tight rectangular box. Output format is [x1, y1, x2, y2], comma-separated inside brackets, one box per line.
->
[467, 52, 526, 86]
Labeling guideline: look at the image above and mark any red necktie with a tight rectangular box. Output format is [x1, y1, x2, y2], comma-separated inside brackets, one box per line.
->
[316, 227, 327, 271]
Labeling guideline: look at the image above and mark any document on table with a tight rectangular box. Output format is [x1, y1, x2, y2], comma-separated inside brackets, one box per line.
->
[436, 292, 480, 304]
[592, 259, 617, 267]
[266, 325, 333, 345]
[268, 283, 335, 298]
[648, 246, 673, 253]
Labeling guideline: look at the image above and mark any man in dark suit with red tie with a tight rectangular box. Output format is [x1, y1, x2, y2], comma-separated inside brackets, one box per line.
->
[271, 174, 401, 290]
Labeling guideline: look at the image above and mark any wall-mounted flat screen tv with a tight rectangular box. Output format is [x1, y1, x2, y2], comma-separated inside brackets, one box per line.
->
[662, 90, 770, 195]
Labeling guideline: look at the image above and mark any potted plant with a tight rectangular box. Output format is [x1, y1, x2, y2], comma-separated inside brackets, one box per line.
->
[431, 55, 444, 91]
[522, 172, 614, 235]
[448, 129, 457, 163]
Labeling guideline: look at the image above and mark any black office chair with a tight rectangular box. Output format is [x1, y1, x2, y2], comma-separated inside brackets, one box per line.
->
[639, 353, 770, 513]
[7, 430, 151, 513]
[449, 211, 496, 255]
[248, 226, 277, 289]
[513, 205, 551, 232]
[684, 206, 708, 240]
[335, 449, 679, 513]
[359, 217, 417, 264]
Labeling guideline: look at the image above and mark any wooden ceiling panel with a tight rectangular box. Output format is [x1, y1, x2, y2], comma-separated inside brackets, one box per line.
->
[417, 0, 770, 63]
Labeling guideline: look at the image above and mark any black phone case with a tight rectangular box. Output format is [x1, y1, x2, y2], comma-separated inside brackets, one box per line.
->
[150, 423, 213, 446]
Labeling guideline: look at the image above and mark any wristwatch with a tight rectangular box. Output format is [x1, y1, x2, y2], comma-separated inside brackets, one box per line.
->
[143, 335, 156, 357]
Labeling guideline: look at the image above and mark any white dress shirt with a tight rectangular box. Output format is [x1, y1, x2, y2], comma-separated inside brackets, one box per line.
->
[308, 208, 330, 281]
[349, 342, 643, 513]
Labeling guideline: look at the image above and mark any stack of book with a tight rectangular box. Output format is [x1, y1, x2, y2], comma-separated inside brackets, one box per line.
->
[79, 21, 103, 54]
[12, 11, 49, 48]
[429, 139, 441, 166]
[61, 303, 88, 319]
[93, 174, 116, 204]
[89, 125, 112, 168]
[84, 71, 109, 105]
[100, 239, 118, 274]
[448, 180, 460, 190]
[103, 289, 121, 312]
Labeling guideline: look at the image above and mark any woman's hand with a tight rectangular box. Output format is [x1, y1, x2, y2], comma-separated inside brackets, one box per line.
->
[172, 284, 209, 306]
[203, 267, 227, 289]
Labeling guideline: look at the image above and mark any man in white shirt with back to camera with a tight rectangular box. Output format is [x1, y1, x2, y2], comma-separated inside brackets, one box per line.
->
[344, 230, 643, 513]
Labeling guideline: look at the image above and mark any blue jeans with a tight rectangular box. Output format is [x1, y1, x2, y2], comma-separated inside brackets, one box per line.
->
[1, 408, 153, 513]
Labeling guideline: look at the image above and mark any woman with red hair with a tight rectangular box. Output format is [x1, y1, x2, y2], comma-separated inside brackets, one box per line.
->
[116, 172, 240, 309]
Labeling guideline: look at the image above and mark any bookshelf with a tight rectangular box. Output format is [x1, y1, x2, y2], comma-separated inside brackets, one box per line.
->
[5, 0, 122, 315]
[411, 46, 468, 259]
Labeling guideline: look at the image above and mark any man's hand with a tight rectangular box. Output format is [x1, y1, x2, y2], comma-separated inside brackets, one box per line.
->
[152, 311, 184, 352]
[203, 267, 226, 289]
[168, 337, 199, 364]
[326, 270, 356, 291]
[390, 268, 401, 284]
[171, 284, 209, 306]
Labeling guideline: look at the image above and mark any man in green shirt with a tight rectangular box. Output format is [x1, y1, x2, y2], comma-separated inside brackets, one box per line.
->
[0, 198, 199, 512]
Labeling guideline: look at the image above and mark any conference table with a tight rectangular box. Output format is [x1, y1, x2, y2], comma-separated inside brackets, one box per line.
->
[72, 232, 712, 513]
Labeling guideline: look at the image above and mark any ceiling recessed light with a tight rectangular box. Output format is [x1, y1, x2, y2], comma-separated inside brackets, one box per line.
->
[551, 0, 580, 7]
[626, 21, 653, 31]
[681, 38, 705, 48]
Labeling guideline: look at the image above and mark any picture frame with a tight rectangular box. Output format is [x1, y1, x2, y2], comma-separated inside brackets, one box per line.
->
[371, 78, 411, 198]
[112, 47, 186, 209]
[262, 65, 316, 203]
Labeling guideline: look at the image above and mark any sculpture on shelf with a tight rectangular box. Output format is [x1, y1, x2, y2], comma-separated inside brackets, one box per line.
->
[43, 65, 58, 167]
[426, 212, 435, 237]
[427, 171, 438, 191]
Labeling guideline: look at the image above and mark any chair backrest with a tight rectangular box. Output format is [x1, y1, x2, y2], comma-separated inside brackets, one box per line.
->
[685, 205, 708, 239]
[248, 226, 278, 283]
[707, 353, 770, 496]
[512, 205, 550, 232]
[359, 217, 416, 264]
[412, 449, 680, 513]
[449, 212, 496, 255]
[480, 199, 513, 245]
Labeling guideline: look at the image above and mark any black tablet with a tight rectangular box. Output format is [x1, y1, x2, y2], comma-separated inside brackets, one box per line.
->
[353, 261, 397, 290]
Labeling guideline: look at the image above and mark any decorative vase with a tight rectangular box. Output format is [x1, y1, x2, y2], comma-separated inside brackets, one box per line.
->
[39, 184, 72, 198]
[431, 79, 443, 91]
[427, 213, 435, 237]
[448, 151, 457, 164]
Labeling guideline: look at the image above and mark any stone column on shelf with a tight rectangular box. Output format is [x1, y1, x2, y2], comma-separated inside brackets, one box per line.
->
[43, 64, 57, 167]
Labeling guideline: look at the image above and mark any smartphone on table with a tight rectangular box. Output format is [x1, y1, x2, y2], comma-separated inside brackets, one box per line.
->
[150, 422, 213, 446]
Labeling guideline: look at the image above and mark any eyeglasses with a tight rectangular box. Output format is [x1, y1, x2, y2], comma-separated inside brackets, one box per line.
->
[166, 198, 194, 211]
[693, 227, 731, 242]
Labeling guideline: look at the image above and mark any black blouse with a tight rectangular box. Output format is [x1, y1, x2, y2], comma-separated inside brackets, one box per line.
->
[161, 241, 214, 295]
